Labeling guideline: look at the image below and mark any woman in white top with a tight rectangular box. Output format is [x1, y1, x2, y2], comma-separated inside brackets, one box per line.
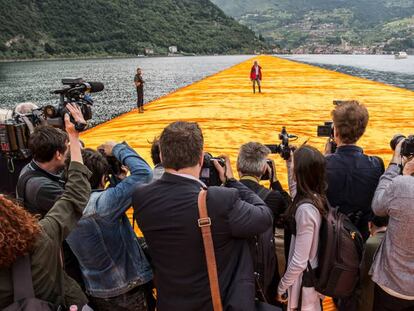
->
[277, 145, 327, 310]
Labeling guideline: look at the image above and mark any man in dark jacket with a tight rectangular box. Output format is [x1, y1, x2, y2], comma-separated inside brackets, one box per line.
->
[133, 121, 273, 311]
[325, 100, 384, 311]
[237, 142, 291, 304]
[16, 104, 88, 288]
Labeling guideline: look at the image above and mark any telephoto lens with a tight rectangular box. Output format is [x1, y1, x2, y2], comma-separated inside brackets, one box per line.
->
[390, 134, 406, 150]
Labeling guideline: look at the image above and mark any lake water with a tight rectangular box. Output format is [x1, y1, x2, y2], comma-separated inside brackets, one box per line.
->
[0, 54, 413, 125]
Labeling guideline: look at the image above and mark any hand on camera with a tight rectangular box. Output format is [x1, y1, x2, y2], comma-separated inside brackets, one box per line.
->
[115, 165, 129, 180]
[276, 293, 288, 304]
[64, 113, 79, 138]
[213, 155, 234, 184]
[403, 158, 414, 176]
[97, 141, 118, 157]
[266, 159, 278, 182]
[392, 139, 404, 165]
[66, 103, 87, 126]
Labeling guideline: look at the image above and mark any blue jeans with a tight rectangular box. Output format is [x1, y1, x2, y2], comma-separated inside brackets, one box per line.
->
[88, 283, 151, 311]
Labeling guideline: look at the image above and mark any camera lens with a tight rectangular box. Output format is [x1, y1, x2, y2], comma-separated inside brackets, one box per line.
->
[390, 134, 406, 151]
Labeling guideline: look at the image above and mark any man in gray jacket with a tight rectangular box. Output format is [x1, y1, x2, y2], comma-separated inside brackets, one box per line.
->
[370, 139, 414, 311]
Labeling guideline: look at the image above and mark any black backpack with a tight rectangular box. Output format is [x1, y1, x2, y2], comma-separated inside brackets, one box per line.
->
[3, 255, 59, 311]
[291, 200, 364, 299]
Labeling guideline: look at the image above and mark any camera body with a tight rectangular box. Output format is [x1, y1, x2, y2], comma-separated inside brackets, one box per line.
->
[265, 126, 296, 161]
[390, 134, 414, 157]
[317, 121, 337, 153]
[200, 153, 225, 187]
[260, 159, 273, 181]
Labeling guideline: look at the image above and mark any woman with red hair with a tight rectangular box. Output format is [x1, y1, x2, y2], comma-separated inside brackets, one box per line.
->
[0, 114, 91, 309]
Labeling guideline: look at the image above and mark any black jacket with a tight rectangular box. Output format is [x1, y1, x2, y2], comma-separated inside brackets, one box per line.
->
[325, 145, 384, 240]
[239, 178, 290, 304]
[133, 173, 273, 311]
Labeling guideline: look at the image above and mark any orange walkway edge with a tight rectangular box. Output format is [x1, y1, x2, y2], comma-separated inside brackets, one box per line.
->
[81, 55, 414, 310]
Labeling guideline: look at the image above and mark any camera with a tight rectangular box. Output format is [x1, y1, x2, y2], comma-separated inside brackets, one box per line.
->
[317, 121, 337, 153]
[45, 78, 104, 130]
[0, 78, 103, 161]
[390, 134, 414, 157]
[265, 127, 297, 160]
[98, 148, 124, 187]
[200, 153, 225, 187]
[261, 159, 273, 181]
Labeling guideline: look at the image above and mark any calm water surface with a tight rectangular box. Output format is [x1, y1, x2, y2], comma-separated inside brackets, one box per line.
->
[0, 54, 412, 125]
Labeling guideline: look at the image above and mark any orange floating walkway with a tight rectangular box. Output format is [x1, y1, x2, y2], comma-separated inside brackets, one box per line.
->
[80, 55, 414, 310]
[81, 55, 414, 184]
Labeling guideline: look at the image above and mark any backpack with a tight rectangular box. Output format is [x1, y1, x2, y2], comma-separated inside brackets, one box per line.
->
[3, 255, 59, 311]
[291, 199, 364, 299]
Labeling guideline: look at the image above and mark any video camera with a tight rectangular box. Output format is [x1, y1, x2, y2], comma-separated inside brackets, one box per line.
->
[200, 153, 225, 187]
[0, 78, 104, 161]
[390, 134, 414, 158]
[265, 127, 297, 161]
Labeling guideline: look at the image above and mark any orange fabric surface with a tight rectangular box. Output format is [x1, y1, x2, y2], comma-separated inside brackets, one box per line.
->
[79, 54, 414, 311]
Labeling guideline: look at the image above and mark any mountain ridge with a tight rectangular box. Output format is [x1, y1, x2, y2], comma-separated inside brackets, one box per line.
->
[211, 0, 414, 53]
[0, 0, 265, 59]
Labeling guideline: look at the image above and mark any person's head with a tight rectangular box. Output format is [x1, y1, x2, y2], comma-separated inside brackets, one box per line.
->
[137, 67, 142, 75]
[332, 100, 369, 146]
[289, 145, 328, 215]
[369, 215, 389, 235]
[237, 142, 270, 179]
[254, 60, 258, 66]
[29, 125, 69, 168]
[159, 121, 204, 173]
[0, 195, 41, 268]
[81, 148, 109, 189]
[14, 102, 39, 115]
[150, 137, 161, 166]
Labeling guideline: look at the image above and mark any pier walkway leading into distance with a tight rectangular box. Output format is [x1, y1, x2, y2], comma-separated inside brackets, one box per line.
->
[81, 55, 414, 311]
[81, 55, 414, 182]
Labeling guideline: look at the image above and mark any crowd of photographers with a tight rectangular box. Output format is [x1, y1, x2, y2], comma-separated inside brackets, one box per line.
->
[0, 100, 413, 311]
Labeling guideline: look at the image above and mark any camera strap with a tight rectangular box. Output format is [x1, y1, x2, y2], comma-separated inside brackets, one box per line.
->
[20, 115, 35, 134]
[197, 189, 223, 311]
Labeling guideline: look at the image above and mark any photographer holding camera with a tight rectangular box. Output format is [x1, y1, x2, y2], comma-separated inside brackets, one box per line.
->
[0, 113, 91, 309]
[66, 142, 154, 311]
[324, 101, 384, 311]
[369, 138, 414, 311]
[133, 121, 273, 311]
[237, 142, 291, 304]
[16, 103, 87, 286]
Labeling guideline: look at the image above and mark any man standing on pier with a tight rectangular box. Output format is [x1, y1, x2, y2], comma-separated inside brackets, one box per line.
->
[250, 60, 262, 94]
[134, 67, 145, 113]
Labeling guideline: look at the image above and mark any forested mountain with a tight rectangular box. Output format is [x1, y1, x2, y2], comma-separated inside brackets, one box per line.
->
[0, 0, 265, 59]
[211, 0, 414, 53]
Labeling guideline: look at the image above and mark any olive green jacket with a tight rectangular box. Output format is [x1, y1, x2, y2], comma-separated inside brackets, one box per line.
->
[0, 161, 91, 309]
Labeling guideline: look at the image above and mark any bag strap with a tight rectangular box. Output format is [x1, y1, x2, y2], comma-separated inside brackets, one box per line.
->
[197, 189, 223, 311]
[16, 169, 49, 203]
[12, 255, 35, 301]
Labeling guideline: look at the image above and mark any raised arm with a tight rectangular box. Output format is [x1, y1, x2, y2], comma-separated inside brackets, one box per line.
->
[96, 142, 152, 220]
[40, 112, 91, 242]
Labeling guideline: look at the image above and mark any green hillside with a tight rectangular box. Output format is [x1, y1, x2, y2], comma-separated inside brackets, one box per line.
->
[211, 0, 414, 53]
[0, 0, 265, 59]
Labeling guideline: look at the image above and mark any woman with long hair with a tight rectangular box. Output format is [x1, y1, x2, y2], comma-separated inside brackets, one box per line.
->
[0, 114, 91, 309]
[277, 145, 327, 310]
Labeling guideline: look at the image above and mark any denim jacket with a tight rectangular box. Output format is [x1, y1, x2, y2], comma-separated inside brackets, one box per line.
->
[67, 144, 153, 298]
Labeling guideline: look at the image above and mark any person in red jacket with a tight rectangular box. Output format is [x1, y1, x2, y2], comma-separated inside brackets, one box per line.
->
[250, 60, 262, 94]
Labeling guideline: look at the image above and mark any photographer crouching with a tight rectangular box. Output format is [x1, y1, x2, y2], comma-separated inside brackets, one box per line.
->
[66, 141, 154, 311]
[237, 142, 291, 305]
[370, 136, 414, 311]
[0, 113, 92, 309]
